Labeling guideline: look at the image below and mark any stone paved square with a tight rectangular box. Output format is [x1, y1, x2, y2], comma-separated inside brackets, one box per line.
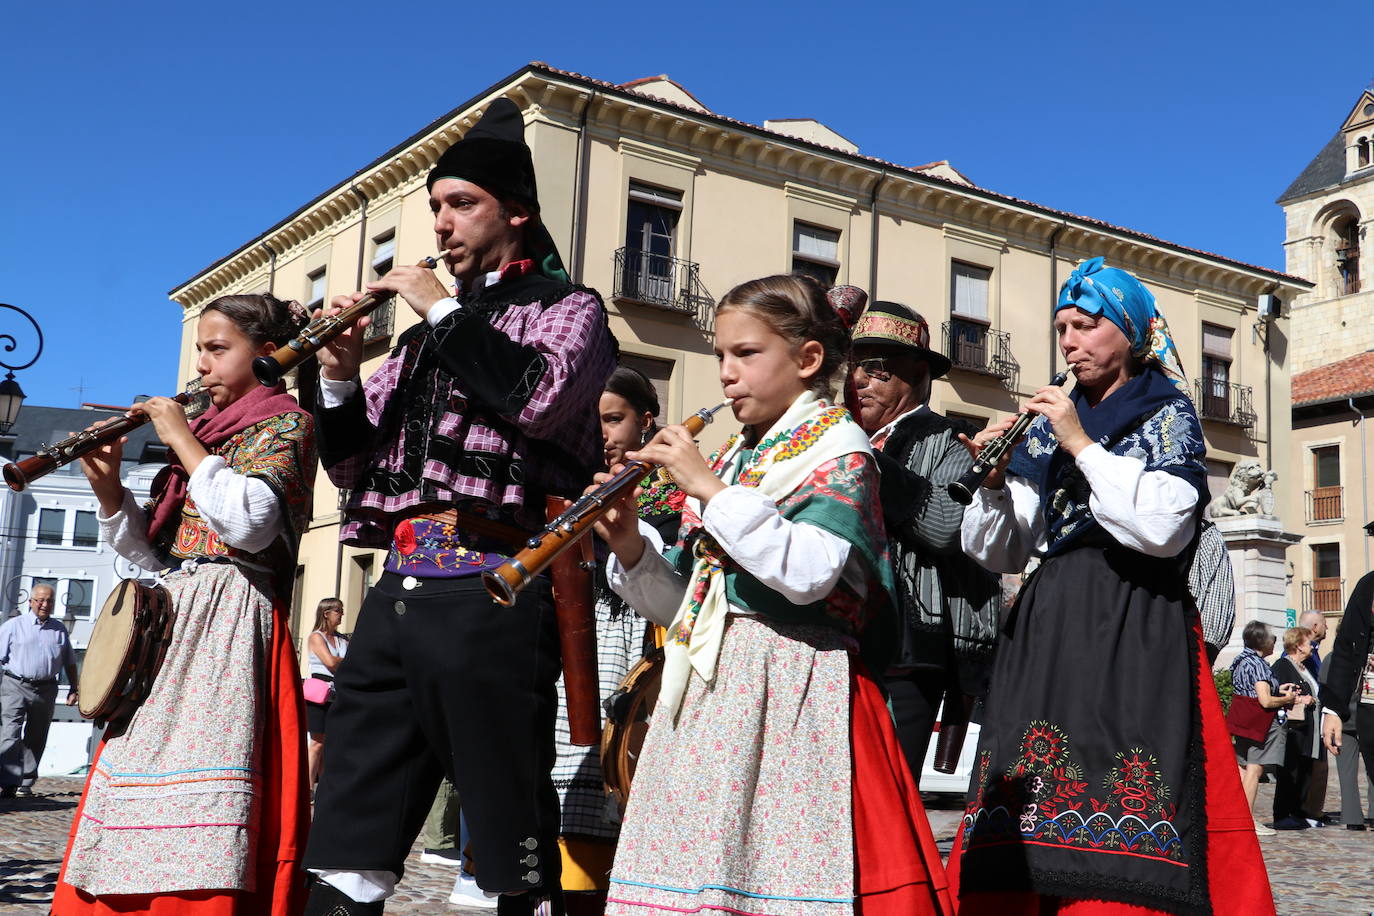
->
[3, 777, 1371, 914]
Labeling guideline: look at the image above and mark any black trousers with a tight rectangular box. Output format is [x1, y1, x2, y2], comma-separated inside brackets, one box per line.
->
[304, 572, 562, 894]
[1272, 723, 1315, 822]
[883, 668, 946, 788]
[1357, 705, 1374, 791]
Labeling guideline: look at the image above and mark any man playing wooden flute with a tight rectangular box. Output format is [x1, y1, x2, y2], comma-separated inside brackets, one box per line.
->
[302, 98, 617, 916]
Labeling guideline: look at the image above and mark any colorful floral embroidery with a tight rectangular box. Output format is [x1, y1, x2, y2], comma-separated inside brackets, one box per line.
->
[735, 408, 851, 487]
[168, 412, 314, 594]
[638, 473, 686, 517]
[963, 719, 1183, 864]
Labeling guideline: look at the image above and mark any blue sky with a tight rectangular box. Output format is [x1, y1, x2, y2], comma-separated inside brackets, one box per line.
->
[1, 1, 1367, 409]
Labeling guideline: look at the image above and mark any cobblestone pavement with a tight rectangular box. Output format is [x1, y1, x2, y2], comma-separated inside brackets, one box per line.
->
[3, 777, 1371, 914]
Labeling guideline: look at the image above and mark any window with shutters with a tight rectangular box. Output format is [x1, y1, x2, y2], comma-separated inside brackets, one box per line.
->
[1307, 445, 1343, 523]
[1199, 323, 1233, 419]
[949, 263, 991, 369]
[365, 231, 396, 342]
[306, 267, 327, 312]
[621, 183, 682, 305]
[791, 223, 840, 285]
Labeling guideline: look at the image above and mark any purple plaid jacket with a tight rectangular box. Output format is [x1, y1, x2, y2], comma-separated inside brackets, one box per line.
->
[319, 278, 615, 547]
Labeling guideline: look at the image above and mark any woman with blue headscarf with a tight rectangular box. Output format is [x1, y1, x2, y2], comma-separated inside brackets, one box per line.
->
[947, 258, 1274, 916]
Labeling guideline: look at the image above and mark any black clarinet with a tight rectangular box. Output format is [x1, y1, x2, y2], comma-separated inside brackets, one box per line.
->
[946, 371, 1070, 505]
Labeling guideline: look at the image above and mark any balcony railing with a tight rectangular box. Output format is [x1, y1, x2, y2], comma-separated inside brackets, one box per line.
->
[941, 319, 1019, 389]
[1193, 379, 1257, 428]
[363, 299, 394, 344]
[1305, 486, 1344, 523]
[614, 248, 714, 325]
[1303, 578, 1344, 613]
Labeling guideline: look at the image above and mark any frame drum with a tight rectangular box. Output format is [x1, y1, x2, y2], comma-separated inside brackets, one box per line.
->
[599, 647, 663, 813]
[79, 579, 175, 726]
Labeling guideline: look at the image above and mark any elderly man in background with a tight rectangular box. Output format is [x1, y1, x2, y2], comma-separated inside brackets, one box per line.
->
[846, 299, 1000, 783]
[0, 584, 79, 798]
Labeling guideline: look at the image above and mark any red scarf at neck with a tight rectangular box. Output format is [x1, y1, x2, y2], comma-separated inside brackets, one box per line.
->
[146, 382, 303, 543]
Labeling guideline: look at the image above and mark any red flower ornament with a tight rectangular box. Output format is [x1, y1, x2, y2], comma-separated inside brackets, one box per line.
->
[394, 520, 418, 556]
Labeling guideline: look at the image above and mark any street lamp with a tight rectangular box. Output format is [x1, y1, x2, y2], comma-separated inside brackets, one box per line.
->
[0, 303, 44, 435]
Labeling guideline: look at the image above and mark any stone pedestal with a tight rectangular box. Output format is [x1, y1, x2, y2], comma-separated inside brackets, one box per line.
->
[1212, 515, 1302, 666]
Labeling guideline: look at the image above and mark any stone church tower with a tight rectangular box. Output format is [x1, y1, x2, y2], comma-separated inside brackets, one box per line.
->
[1281, 88, 1374, 372]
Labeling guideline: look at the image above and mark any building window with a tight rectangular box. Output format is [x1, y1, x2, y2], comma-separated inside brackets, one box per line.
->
[306, 267, 327, 312]
[1310, 543, 1342, 612]
[791, 223, 840, 285]
[1336, 216, 1361, 295]
[365, 232, 397, 341]
[370, 231, 395, 280]
[38, 508, 65, 546]
[622, 183, 682, 303]
[1360, 137, 1370, 169]
[1199, 323, 1234, 418]
[618, 353, 675, 419]
[65, 579, 94, 620]
[949, 263, 992, 367]
[72, 510, 98, 548]
[1309, 445, 1343, 522]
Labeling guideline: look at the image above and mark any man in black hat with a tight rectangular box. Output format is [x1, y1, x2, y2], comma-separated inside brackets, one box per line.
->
[846, 300, 1000, 786]
[302, 98, 616, 916]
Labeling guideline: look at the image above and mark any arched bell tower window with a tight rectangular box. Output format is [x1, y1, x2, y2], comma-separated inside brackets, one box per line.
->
[1359, 137, 1371, 169]
[1335, 214, 1362, 295]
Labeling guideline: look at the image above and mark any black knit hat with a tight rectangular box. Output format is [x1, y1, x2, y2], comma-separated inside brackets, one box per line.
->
[427, 98, 539, 212]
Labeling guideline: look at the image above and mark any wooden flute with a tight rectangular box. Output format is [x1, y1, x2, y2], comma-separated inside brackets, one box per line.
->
[251, 255, 441, 386]
[3, 380, 211, 492]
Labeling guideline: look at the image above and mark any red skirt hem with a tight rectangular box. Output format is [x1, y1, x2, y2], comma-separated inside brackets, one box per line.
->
[51, 604, 308, 916]
[850, 661, 954, 916]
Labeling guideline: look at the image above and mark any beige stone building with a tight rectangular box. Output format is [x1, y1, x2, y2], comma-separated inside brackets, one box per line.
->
[169, 62, 1307, 659]
[1281, 88, 1374, 620]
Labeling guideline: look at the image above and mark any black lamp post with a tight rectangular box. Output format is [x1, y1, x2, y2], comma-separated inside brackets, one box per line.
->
[0, 303, 44, 435]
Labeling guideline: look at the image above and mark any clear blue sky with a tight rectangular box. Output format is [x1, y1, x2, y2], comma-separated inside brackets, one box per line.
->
[1, 1, 1366, 409]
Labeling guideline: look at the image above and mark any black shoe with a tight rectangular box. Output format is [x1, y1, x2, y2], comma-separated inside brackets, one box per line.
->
[302, 879, 384, 916]
[0, 786, 15, 799]
[14, 786, 32, 798]
[1347, 823, 1367, 831]
[1272, 816, 1310, 830]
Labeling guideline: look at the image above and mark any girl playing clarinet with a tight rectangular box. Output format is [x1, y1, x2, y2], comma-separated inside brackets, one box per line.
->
[593, 275, 953, 916]
[54, 294, 315, 916]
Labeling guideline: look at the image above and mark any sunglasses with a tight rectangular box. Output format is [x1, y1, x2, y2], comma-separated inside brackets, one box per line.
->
[852, 357, 894, 381]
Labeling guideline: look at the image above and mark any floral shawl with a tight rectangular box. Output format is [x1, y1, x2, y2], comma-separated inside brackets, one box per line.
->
[657, 391, 893, 720]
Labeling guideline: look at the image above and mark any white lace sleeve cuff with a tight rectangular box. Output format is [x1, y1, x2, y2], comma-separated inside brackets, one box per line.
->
[187, 456, 285, 553]
[97, 488, 168, 571]
[605, 521, 686, 627]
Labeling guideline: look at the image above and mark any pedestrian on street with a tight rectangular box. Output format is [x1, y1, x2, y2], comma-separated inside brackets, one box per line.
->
[0, 583, 79, 798]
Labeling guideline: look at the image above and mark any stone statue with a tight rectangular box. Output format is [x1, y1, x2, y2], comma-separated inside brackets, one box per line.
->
[1205, 461, 1277, 518]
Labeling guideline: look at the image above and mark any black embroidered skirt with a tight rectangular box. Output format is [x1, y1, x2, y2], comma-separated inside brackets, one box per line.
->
[957, 544, 1210, 915]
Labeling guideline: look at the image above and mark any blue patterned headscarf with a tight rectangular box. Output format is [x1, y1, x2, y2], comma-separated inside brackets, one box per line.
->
[1056, 257, 1187, 390]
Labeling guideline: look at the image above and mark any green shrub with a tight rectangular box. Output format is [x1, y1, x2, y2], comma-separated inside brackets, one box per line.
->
[1214, 668, 1234, 714]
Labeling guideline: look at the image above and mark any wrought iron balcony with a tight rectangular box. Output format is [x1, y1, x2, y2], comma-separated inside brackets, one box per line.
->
[614, 248, 714, 324]
[1193, 379, 1256, 428]
[363, 300, 394, 344]
[941, 319, 1019, 388]
[1302, 578, 1344, 614]
[1305, 486, 1343, 523]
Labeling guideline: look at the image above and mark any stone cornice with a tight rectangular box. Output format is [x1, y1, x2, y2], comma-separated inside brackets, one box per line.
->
[171, 63, 1310, 312]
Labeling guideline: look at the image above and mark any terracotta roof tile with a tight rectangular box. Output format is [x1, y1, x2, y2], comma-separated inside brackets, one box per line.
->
[1292, 351, 1374, 405]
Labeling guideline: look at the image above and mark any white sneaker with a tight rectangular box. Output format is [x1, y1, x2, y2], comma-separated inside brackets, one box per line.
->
[422, 848, 462, 866]
[448, 872, 499, 909]
[1253, 819, 1276, 836]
